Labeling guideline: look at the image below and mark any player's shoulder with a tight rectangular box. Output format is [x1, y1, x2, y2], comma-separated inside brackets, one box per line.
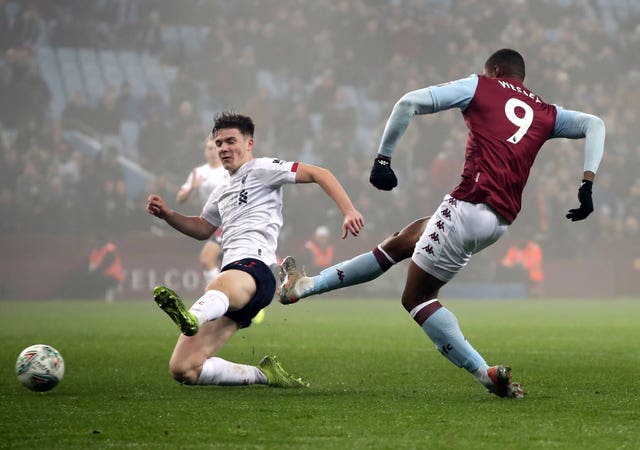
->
[246, 157, 298, 187]
[212, 164, 229, 178]
[253, 157, 294, 170]
[193, 163, 212, 176]
[434, 73, 478, 89]
[208, 180, 228, 200]
[431, 74, 479, 94]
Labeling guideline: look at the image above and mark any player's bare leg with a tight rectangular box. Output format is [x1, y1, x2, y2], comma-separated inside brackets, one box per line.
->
[157, 270, 305, 387]
[168, 316, 239, 383]
[379, 216, 429, 262]
[200, 240, 222, 283]
[166, 315, 305, 387]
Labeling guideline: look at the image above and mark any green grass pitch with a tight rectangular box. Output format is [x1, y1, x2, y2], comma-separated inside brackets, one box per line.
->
[1, 298, 639, 449]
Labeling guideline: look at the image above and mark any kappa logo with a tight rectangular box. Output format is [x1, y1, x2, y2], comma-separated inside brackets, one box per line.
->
[241, 174, 248, 184]
[422, 245, 434, 255]
[436, 220, 445, 231]
[441, 208, 451, 220]
[447, 197, 458, 207]
[336, 269, 345, 284]
[429, 232, 440, 243]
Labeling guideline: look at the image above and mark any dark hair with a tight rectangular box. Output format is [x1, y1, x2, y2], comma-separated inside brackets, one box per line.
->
[211, 112, 255, 137]
[484, 48, 526, 80]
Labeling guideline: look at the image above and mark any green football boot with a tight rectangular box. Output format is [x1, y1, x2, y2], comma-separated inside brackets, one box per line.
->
[258, 355, 309, 388]
[153, 285, 199, 336]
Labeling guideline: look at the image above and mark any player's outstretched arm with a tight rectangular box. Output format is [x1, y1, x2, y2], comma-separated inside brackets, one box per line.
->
[551, 107, 605, 222]
[372, 77, 477, 191]
[294, 164, 364, 238]
[147, 194, 216, 240]
[371, 87, 440, 191]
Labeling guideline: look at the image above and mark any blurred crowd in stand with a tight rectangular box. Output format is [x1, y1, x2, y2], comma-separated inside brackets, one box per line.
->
[0, 0, 639, 262]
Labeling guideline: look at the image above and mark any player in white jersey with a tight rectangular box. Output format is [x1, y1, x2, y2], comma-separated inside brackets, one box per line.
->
[176, 136, 229, 284]
[146, 112, 364, 388]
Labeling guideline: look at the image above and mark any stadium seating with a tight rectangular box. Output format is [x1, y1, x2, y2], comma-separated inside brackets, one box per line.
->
[97, 50, 125, 91]
[78, 49, 106, 105]
[36, 45, 176, 155]
[35, 47, 66, 118]
[119, 120, 140, 160]
[117, 51, 148, 99]
[64, 129, 151, 201]
[139, 53, 175, 105]
[178, 26, 208, 57]
[160, 26, 182, 56]
[56, 48, 89, 102]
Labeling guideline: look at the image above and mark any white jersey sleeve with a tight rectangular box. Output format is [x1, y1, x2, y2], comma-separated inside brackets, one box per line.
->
[180, 171, 195, 192]
[201, 157, 298, 267]
[180, 164, 229, 203]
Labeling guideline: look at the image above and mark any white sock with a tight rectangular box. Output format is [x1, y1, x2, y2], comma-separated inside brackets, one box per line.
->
[295, 277, 315, 298]
[189, 290, 229, 326]
[203, 267, 220, 283]
[472, 365, 492, 388]
[197, 357, 267, 385]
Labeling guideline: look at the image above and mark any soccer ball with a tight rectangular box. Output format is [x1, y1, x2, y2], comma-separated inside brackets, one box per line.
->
[15, 344, 65, 392]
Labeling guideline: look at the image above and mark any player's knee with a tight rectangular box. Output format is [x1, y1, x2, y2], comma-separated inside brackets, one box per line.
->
[383, 231, 416, 262]
[401, 283, 441, 313]
[400, 292, 415, 312]
[168, 359, 200, 385]
[398, 235, 417, 259]
[199, 254, 214, 269]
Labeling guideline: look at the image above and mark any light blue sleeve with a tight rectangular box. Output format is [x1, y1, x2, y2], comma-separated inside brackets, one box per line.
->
[377, 75, 478, 157]
[551, 106, 605, 174]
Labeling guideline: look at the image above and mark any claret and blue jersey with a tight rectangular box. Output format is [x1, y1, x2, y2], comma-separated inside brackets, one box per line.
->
[378, 74, 605, 223]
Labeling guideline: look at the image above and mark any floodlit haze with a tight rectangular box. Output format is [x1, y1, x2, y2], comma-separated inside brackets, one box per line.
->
[1, 0, 638, 299]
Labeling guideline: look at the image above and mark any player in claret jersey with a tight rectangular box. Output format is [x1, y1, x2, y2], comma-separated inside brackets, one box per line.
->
[279, 48, 605, 398]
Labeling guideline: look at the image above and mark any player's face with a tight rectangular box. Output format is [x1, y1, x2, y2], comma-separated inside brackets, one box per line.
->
[214, 128, 254, 174]
[203, 139, 220, 166]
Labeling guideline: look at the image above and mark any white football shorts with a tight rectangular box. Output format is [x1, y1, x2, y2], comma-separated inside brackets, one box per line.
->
[412, 195, 509, 282]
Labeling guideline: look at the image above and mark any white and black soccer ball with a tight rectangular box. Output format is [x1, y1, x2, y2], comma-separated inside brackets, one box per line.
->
[15, 344, 65, 392]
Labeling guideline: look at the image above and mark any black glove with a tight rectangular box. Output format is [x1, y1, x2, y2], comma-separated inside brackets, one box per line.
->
[369, 157, 398, 191]
[566, 180, 594, 221]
